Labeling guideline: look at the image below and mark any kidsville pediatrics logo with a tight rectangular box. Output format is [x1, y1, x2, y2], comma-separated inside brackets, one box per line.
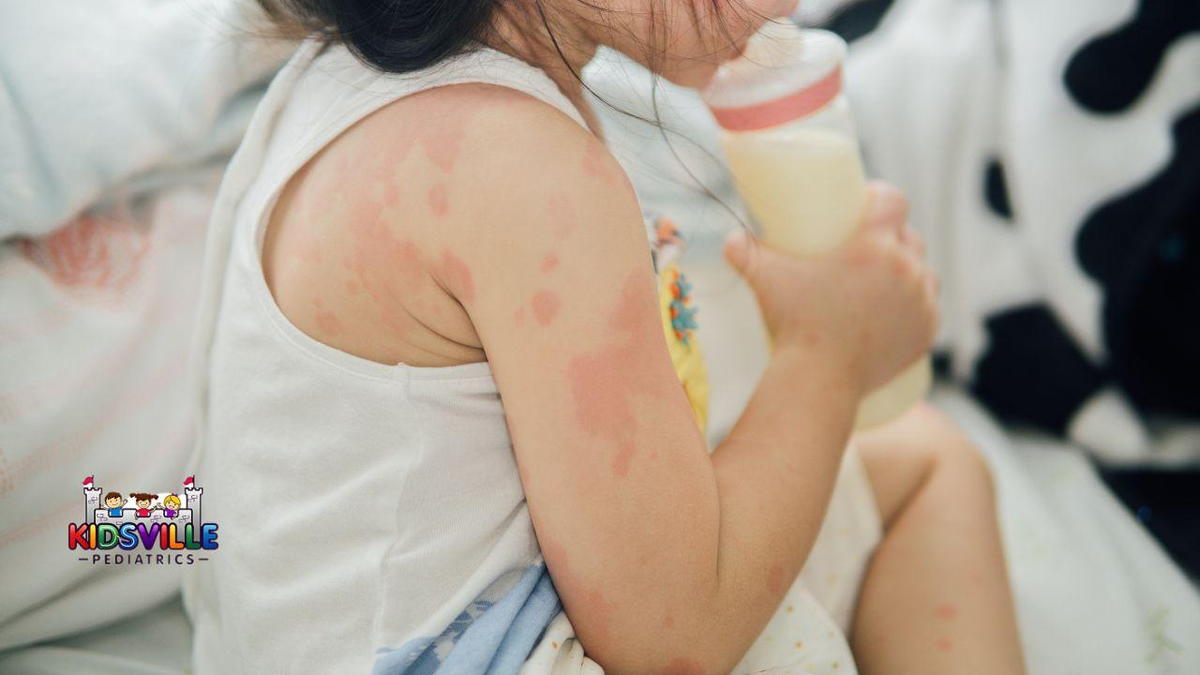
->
[69, 475, 218, 566]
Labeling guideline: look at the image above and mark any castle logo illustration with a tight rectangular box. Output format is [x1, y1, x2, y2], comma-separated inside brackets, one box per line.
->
[69, 475, 218, 566]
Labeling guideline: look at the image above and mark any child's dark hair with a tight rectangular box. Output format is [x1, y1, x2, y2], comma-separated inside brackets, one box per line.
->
[253, 0, 751, 76]
[251, 0, 765, 237]
[256, 0, 498, 73]
[105, 491, 122, 501]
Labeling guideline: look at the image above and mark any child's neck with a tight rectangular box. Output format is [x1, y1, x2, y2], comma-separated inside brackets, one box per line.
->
[484, 9, 607, 144]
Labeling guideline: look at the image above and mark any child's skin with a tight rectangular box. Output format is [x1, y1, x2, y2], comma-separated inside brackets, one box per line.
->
[853, 401, 1025, 674]
[260, 0, 1024, 672]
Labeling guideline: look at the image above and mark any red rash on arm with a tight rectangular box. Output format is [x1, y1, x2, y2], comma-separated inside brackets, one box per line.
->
[315, 310, 344, 336]
[345, 199, 426, 334]
[541, 253, 559, 272]
[564, 269, 672, 477]
[427, 183, 449, 217]
[378, 178, 403, 208]
[610, 439, 636, 478]
[537, 529, 614, 645]
[657, 657, 706, 675]
[531, 290, 560, 326]
[933, 602, 959, 653]
[346, 182, 422, 290]
[438, 249, 475, 305]
[387, 92, 482, 174]
[308, 297, 344, 336]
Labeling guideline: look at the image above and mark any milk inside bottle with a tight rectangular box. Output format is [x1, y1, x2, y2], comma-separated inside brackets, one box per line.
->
[701, 19, 931, 430]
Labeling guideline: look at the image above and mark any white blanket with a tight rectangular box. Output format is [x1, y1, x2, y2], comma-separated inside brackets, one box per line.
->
[0, 0, 291, 239]
[931, 384, 1200, 675]
[0, 0, 290, 653]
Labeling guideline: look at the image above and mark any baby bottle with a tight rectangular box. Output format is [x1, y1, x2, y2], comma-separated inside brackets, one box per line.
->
[700, 19, 931, 430]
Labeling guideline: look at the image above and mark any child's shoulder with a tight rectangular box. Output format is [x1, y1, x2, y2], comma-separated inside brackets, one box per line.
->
[345, 78, 606, 171]
[261, 71, 647, 366]
[323, 76, 633, 225]
[322, 75, 642, 262]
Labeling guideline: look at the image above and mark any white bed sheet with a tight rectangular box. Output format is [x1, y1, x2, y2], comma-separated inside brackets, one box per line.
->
[932, 386, 1200, 674]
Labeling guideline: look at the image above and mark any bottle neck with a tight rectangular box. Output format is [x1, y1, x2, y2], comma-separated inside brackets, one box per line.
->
[707, 66, 843, 133]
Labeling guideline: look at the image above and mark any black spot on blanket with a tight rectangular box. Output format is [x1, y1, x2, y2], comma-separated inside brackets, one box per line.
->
[984, 157, 1014, 221]
[1064, 0, 1200, 113]
[1099, 467, 1200, 582]
[969, 303, 1107, 435]
[932, 348, 953, 380]
[1075, 106, 1200, 418]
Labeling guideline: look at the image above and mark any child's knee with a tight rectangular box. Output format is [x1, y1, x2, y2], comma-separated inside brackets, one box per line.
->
[936, 443, 996, 512]
[888, 402, 996, 499]
[859, 401, 996, 525]
[924, 436, 996, 515]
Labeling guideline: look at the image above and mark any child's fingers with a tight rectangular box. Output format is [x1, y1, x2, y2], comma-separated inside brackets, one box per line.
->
[862, 181, 909, 240]
[899, 223, 925, 258]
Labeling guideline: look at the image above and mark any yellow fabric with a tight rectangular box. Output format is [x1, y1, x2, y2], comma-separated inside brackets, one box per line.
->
[657, 260, 709, 434]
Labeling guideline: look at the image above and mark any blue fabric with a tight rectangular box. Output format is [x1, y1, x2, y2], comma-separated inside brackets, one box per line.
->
[373, 561, 562, 675]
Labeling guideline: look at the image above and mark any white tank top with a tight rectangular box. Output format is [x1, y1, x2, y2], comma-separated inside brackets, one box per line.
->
[180, 36, 708, 674]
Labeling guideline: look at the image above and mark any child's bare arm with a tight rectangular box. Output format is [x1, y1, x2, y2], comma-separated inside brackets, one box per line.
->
[705, 345, 860, 668]
[424, 86, 860, 674]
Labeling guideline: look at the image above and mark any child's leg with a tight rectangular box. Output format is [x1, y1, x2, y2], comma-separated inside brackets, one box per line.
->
[849, 402, 1026, 674]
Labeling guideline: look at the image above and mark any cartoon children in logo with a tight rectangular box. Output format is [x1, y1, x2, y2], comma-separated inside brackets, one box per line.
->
[155, 493, 182, 518]
[104, 492, 124, 517]
[130, 493, 157, 518]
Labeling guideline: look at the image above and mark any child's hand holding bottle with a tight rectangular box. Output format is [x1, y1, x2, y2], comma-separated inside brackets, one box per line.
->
[721, 180, 940, 400]
[704, 21, 933, 428]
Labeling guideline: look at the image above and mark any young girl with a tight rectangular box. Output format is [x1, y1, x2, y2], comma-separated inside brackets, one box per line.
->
[181, 0, 1025, 673]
